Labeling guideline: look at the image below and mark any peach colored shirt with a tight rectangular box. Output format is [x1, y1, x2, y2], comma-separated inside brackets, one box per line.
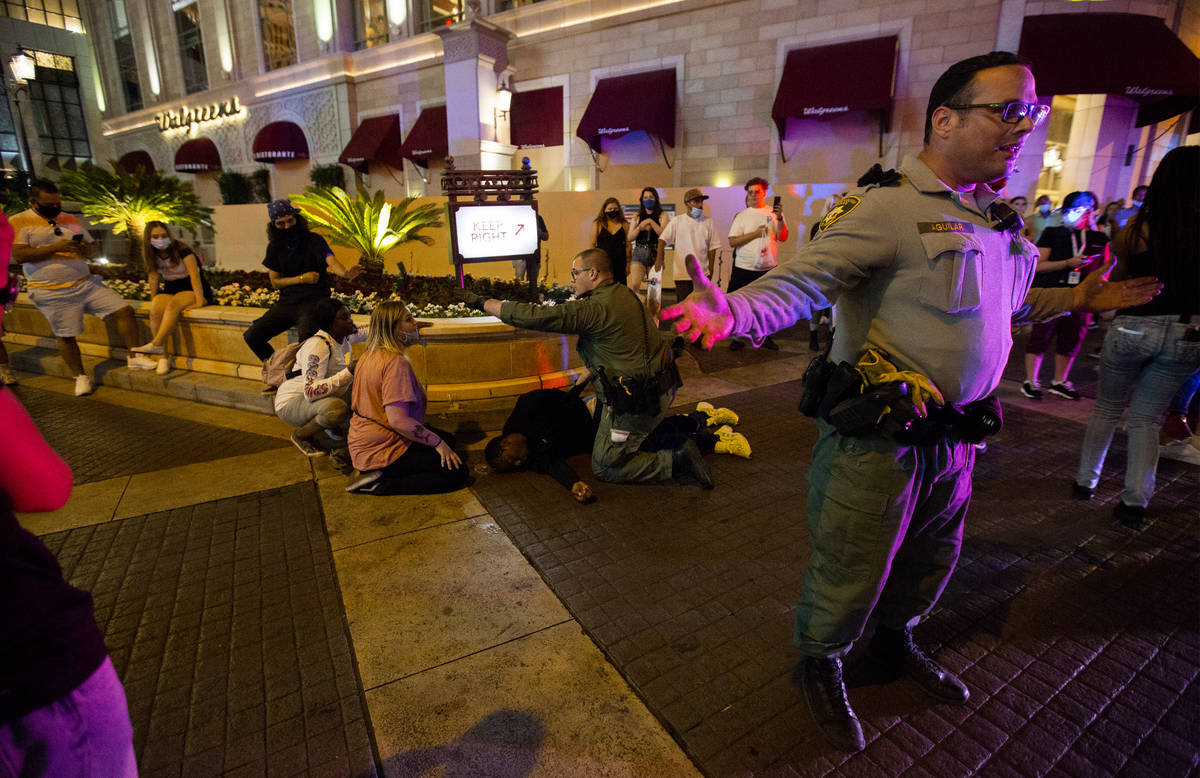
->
[348, 350, 425, 471]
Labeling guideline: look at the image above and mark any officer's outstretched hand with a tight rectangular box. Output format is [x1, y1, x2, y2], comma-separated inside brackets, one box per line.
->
[660, 254, 734, 350]
[1072, 257, 1162, 313]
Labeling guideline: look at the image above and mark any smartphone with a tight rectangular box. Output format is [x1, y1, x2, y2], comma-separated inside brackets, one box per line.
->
[772, 196, 782, 207]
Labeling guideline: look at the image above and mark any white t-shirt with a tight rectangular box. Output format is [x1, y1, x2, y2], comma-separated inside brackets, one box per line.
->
[659, 213, 719, 277]
[274, 328, 364, 409]
[11, 209, 95, 285]
[729, 206, 779, 272]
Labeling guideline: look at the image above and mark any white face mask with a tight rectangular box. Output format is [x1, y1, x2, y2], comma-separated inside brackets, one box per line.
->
[401, 328, 421, 346]
[689, 206, 703, 219]
[150, 237, 171, 250]
[1037, 204, 1050, 215]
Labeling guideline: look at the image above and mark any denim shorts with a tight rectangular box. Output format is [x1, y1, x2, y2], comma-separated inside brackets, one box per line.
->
[28, 277, 128, 338]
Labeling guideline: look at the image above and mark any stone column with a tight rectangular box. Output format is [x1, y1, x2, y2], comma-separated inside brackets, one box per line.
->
[435, 18, 515, 170]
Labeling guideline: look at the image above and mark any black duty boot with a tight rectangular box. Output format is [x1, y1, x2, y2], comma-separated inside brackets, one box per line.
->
[798, 657, 865, 752]
[672, 439, 714, 489]
[868, 625, 969, 704]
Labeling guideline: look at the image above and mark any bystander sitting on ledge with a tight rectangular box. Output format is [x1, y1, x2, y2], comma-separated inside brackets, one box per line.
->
[275, 298, 364, 464]
[128, 220, 213, 374]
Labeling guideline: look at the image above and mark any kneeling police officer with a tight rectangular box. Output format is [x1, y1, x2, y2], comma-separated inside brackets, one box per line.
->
[459, 247, 713, 488]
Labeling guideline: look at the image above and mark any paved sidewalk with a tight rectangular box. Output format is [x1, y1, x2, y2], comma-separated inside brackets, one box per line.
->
[5, 322, 1198, 776]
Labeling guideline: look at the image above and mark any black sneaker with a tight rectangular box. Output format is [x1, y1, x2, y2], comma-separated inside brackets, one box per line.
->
[729, 339, 745, 351]
[1071, 482, 1094, 500]
[1020, 381, 1043, 400]
[1048, 381, 1081, 400]
[762, 337, 780, 351]
[1115, 502, 1147, 529]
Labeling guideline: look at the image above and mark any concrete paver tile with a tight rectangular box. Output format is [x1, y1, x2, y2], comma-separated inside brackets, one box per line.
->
[333, 515, 570, 688]
[367, 621, 701, 778]
[114, 451, 311, 518]
[317, 479, 487, 550]
[17, 476, 128, 536]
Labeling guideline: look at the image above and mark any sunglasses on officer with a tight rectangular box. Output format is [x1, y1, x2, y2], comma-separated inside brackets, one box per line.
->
[944, 100, 1050, 128]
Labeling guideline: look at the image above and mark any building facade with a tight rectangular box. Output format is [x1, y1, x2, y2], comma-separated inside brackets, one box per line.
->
[3, 0, 1197, 214]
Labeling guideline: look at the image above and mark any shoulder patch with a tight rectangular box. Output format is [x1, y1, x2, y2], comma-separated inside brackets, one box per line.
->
[818, 196, 861, 232]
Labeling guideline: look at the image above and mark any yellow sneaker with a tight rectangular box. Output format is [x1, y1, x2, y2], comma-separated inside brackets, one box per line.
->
[696, 401, 739, 427]
[714, 432, 752, 459]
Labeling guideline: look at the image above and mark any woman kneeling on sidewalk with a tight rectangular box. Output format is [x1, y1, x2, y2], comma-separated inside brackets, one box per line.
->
[275, 298, 362, 462]
[345, 300, 470, 495]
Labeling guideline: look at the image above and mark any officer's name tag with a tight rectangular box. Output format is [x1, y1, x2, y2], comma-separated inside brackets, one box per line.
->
[918, 222, 974, 234]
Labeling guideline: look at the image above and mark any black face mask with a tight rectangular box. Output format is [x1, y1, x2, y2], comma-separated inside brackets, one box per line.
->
[35, 203, 61, 220]
[605, 211, 620, 220]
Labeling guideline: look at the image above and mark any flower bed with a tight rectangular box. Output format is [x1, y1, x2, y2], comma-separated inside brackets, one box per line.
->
[85, 265, 574, 318]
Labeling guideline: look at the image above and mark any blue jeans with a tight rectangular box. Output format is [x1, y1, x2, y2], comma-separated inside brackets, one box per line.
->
[1076, 315, 1200, 507]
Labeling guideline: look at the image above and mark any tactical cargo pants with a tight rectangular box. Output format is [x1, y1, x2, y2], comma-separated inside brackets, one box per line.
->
[794, 419, 974, 658]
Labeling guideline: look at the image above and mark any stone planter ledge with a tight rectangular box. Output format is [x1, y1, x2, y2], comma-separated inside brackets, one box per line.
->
[2, 295, 583, 418]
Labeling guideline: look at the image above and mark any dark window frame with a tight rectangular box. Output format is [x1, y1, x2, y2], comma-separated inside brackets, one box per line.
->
[26, 50, 92, 163]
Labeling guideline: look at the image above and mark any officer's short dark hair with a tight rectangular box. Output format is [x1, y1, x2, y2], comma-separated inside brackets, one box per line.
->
[1062, 191, 1095, 210]
[29, 177, 58, 198]
[924, 51, 1030, 144]
[744, 177, 768, 192]
[576, 247, 611, 275]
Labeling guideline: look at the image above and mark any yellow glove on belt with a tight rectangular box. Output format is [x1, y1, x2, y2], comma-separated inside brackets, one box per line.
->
[855, 348, 945, 408]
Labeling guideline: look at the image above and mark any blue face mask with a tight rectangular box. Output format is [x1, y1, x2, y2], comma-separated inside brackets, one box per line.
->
[689, 206, 702, 219]
[642, 199, 656, 209]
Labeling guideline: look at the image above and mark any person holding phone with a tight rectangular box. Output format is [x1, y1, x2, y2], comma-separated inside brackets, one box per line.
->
[726, 177, 788, 351]
[10, 178, 142, 397]
[1021, 190, 1109, 400]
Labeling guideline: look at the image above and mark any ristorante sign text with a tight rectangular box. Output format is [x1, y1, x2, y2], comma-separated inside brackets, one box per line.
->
[156, 97, 244, 134]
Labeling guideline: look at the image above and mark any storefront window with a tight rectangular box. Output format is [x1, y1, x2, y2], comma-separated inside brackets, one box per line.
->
[105, 0, 141, 112]
[0, 0, 85, 33]
[259, 0, 298, 72]
[26, 50, 91, 163]
[0, 96, 22, 167]
[415, 0, 461, 34]
[1037, 95, 1075, 203]
[356, 0, 389, 50]
[173, 0, 208, 94]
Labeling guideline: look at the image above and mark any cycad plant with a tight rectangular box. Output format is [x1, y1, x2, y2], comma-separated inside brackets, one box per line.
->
[59, 161, 213, 260]
[290, 186, 443, 279]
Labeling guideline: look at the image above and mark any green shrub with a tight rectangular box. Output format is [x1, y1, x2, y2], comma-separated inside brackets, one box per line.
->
[309, 164, 346, 190]
[250, 169, 271, 203]
[217, 172, 252, 205]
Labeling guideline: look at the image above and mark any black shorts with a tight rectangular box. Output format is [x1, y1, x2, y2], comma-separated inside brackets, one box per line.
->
[161, 275, 213, 303]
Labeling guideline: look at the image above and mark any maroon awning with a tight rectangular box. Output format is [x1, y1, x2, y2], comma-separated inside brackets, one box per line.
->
[399, 106, 447, 168]
[338, 115, 405, 173]
[117, 150, 155, 174]
[252, 121, 309, 163]
[576, 69, 676, 153]
[511, 86, 563, 149]
[1020, 14, 1200, 126]
[771, 35, 898, 139]
[173, 138, 221, 173]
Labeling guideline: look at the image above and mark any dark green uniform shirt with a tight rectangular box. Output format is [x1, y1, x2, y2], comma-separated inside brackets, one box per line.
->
[499, 280, 671, 405]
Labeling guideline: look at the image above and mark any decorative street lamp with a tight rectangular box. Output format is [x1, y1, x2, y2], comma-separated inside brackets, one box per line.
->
[7, 49, 36, 177]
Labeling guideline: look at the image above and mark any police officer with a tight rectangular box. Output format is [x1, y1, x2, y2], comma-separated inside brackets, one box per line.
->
[662, 51, 1162, 752]
[465, 247, 713, 487]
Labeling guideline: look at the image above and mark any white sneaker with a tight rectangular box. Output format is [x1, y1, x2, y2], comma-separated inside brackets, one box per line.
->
[128, 354, 158, 370]
[155, 357, 170, 375]
[0, 365, 15, 385]
[74, 374, 94, 396]
[132, 342, 164, 355]
[1160, 442, 1200, 466]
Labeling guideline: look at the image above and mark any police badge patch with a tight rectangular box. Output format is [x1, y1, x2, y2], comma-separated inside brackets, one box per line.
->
[817, 195, 861, 232]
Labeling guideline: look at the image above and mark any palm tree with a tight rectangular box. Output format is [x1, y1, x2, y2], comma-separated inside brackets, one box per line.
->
[59, 161, 213, 260]
[289, 186, 443, 279]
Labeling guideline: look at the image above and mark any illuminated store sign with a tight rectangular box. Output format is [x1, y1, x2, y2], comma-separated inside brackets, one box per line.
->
[156, 97, 244, 134]
[803, 105, 849, 116]
[454, 204, 539, 260]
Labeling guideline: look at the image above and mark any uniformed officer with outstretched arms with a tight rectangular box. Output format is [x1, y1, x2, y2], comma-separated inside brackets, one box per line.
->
[662, 51, 1162, 752]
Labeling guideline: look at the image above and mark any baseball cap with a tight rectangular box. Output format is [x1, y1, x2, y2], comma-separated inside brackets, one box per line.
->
[684, 188, 709, 202]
